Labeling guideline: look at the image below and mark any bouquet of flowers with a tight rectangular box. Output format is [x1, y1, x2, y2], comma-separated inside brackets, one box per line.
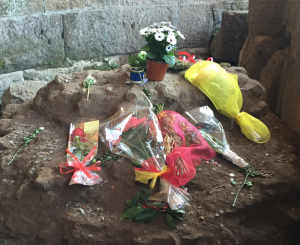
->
[60, 120, 102, 185]
[183, 106, 248, 168]
[140, 21, 185, 65]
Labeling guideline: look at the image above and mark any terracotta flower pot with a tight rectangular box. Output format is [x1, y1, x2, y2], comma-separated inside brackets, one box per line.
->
[146, 58, 169, 81]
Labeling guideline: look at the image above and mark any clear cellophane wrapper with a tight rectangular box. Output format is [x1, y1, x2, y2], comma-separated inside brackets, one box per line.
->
[147, 177, 192, 210]
[99, 95, 165, 170]
[183, 106, 248, 168]
[99, 95, 192, 210]
[66, 120, 102, 185]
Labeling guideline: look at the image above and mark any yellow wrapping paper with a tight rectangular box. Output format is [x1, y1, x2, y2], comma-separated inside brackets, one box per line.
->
[135, 165, 168, 189]
[185, 61, 270, 143]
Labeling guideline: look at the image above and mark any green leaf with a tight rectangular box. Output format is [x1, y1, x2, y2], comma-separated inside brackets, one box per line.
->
[130, 193, 141, 208]
[165, 213, 176, 229]
[121, 206, 144, 219]
[121, 123, 153, 160]
[147, 52, 157, 60]
[245, 180, 253, 187]
[169, 212, 183, 220]
[163, 55, 175, 65]
[131, 159, 142, 167]
[169, 209, 186, 214]
[141, 46, 150, 50]
[168, 52, 175, 56]
[140, 188, 151, 201]
[134, 209, 160, 222]
[126, 199, 132, 207]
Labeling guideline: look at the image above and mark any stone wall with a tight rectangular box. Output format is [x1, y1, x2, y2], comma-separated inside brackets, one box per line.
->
[0, 0, 248, 74]
[239, 0, 300, 135]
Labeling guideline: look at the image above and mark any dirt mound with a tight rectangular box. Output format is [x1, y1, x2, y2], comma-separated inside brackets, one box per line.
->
[0, 67, 300, 245]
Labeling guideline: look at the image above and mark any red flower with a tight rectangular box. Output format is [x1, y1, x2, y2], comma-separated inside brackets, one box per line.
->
[71, 128, 87, 142]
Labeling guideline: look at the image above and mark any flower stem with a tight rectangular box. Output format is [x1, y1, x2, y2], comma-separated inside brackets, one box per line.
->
[7, 145, 25, 165]
[232, 172, 250, 206]
[87, 86, 90, 100]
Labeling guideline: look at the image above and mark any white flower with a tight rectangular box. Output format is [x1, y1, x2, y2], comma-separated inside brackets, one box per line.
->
[138, 51, 147, 60]
[166, 45, 173, 52]
[167, 33, 177, 45]
[162, 26, 172, 32]
[161, 21, 171, 25]
[155, 32, 165, 41]
[177, 31, 185, 39]
[140, 28, 150, 36]
[149, 28, 158, 33]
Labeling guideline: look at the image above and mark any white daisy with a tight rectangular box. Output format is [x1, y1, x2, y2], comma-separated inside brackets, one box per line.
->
[155, 32, 165, 41]
[166, 45, 173, 52]
[162, 26, 172, 32]
[177, 31, 185, 39]
[140, 28, 150, 36]
[167, 33, 177, 45]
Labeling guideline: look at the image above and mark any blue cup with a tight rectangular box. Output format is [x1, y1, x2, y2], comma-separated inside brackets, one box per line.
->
[130, 67, 144, 82]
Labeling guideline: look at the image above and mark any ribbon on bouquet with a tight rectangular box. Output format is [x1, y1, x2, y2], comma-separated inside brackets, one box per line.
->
[60, 146, 101, 179]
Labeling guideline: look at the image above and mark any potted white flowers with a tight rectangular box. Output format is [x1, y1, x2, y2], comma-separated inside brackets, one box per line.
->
[140, 22, 185, 81]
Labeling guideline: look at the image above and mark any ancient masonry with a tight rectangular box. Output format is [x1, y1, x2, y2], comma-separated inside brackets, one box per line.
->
[0, 0, 248, 74]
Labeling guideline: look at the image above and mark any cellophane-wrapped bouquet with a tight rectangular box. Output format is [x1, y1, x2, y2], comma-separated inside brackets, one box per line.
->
[183, 106, 249, 168]
[99, 95, 194, 210]
[60, 120, 102, 185]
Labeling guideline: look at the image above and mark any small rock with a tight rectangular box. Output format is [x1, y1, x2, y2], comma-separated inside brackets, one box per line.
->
[137, 237, 141, 241]
[212, 168, 217, 171]
[215, 213, 220, 217]
[274, 126, 279, 130]
[88, 234, 93, 238]
[9, 141, 14, 145]
[219, 210, 224, 214]
[101, 216, 104, 221]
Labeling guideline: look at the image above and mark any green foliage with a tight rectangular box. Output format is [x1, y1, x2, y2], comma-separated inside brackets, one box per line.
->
[92, 151, 121, 164]
[7, 127, 44, 165]
[121, 188, 185, 228]
[232, 165, 259, 206]
[83, 77, 96, 100]
[152, 103, 164, 115]
[121, 124, 152, 160]
[0, 60, 3, 68]
[128, 51, 147, 70]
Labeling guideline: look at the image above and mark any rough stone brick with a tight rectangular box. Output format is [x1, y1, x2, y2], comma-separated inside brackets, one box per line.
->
[178, 3, 214, 48]
[63, 4, 178, 60]
[0, 0, 44, 16]
[0, 13, 64, 73]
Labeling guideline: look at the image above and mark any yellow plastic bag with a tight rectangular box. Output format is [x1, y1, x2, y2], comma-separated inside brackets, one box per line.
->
[185, 61, 270, 143]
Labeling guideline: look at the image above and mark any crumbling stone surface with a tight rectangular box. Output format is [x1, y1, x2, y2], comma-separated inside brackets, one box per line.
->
[1, 80, 48, 107]
[238, 0, 290, 80]
[0, 65, 300, 244]
[240, 0, 300, 135]
[0, 72, 24, 100]
[211, 11, 248, 64]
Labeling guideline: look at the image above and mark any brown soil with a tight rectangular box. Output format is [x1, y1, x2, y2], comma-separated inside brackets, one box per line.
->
[0, 69, 300, 245]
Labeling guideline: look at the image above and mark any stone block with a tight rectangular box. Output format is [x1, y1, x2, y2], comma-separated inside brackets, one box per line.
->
[63, 5, 178, 60]
[178, 3, 214, 48]
[0, 14, 64, 74]
[212, 0, 249, 29]
[1, 80, 48, 107]
[45, 0, 71, 11]
[0, 71, 24, 101]
[210, 11, 248, 63]
[0, 0, 43, 16]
